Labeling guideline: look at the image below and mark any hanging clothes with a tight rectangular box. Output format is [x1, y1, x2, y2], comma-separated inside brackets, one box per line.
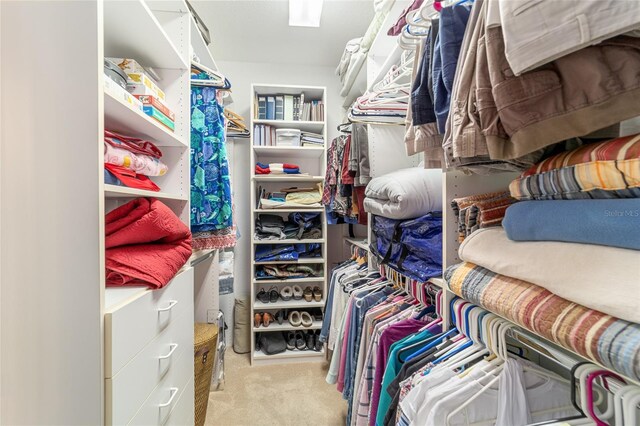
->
[190, 85, 236, 249]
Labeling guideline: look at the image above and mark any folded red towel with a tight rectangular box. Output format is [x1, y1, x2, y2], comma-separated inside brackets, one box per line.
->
[255, 165, 270, 174]
[105, 198, 192, 289]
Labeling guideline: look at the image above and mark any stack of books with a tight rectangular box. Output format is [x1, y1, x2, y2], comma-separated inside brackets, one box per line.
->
[300, 132, 324, 147]
[253, 124, 276, 146]
[255, 93, 324, 122]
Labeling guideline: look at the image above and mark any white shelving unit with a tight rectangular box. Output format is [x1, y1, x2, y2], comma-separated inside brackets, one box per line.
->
[250, 84, 328, 364]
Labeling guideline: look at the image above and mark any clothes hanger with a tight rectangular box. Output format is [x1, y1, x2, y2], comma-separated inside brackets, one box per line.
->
[614, 385, 640, 424]
[585, 370, 626, 425]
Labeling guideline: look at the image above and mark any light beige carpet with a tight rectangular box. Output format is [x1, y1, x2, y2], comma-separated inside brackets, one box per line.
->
[205, 350, 347, 426]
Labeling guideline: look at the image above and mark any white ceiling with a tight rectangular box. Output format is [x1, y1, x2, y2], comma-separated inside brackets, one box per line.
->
[190, 0, 375, 67]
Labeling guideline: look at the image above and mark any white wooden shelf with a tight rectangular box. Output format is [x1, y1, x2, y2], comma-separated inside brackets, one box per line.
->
[253, 238, 324, 245]
[104, 91, 188, 148]
[253, 146, 325, 158]
[254, 257, 324, 266]
[103, 184, 187, 201]
[103, 0, 187, 70]
[345, 238, 369, 251]
[254, 299, 325, 310]
[252, 321, 322, 332]
[104, 287, 148, 312]
[252, 277, 325, 285]
[189, 249, 216, 267]
[252, 175, 324, 182]
[254, 208, 325, 214]
[253, 119, 324, 132]
[253, 348, 325, 362]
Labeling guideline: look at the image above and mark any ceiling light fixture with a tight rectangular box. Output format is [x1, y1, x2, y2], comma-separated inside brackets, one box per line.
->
[289, 0, 324, 27]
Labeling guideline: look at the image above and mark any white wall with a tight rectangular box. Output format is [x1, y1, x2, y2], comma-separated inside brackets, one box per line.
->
[221, 59, 346, 303]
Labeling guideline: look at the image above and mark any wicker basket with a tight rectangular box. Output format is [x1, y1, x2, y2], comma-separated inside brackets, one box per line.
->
[194, 323, 218, 426]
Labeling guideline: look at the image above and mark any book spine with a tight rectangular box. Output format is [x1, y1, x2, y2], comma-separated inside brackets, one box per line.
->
[143, 106, 175, 131]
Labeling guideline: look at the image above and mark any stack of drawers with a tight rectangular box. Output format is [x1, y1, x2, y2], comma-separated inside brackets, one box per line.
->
[105, 269, 195, 425]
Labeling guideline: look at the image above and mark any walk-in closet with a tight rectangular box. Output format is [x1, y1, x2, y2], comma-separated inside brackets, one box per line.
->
[2, 1, 640, 425]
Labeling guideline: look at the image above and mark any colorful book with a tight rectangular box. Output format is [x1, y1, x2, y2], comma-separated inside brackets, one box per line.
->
[134, 95, 175, 122]
[143, 106, 175, 131]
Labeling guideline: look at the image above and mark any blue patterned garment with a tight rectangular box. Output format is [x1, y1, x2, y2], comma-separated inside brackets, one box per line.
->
[190, 86, 233, 232]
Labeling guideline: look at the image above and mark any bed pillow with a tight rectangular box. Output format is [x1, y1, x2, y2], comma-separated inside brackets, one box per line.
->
[509, 134, 640, 200]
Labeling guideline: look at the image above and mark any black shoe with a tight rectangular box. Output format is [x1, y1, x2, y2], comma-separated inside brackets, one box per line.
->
[314, 330, 323, 352]
[286, 331, 295, 350]
[275, 309, 285, 325]
[257, 288, 269, 304]
[306, 331, 315, 350]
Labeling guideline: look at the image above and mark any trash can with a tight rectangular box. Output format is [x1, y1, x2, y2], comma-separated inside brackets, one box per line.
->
[194, 323, 218, 426]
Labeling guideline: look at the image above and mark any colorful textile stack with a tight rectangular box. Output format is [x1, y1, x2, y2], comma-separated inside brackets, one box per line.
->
[190, 85, 236, 250]
[255, 162, 300, 175]
[450, 190, 516, 242]
[104, 130, 168, 192]
[255, 264, 323, 280]
[105, 198, 192, 289]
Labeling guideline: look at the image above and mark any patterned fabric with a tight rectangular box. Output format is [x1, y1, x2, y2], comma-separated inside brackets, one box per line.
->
[104, 139, 168, 177]
[445, 262, 640, 381]
[510, 134, 640, 200]
[450, 191, 516, 242]
[190, 86, 234, 240]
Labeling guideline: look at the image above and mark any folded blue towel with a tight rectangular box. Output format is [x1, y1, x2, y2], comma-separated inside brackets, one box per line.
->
[503, 199, 640, 250]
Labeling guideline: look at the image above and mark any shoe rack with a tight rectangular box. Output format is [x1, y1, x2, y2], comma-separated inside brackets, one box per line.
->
[249, 84, 328, 365]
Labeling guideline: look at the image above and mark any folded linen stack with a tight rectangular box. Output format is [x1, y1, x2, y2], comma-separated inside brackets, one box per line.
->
[255, 264, 323, 280]
[104, 130, 168, 191]
[254, 213, 322, 241]
[254, 243, 321, 262]
[255, 162, 300, 175]
[260, 184, 323, 209]
[450, 191, 517, 242]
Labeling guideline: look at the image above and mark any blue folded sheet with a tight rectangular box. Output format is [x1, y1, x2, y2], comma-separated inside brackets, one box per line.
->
[503, 199, 640, 250]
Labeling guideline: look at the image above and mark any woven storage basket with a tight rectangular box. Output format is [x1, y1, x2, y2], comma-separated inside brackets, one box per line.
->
[194, 323, 218, 426]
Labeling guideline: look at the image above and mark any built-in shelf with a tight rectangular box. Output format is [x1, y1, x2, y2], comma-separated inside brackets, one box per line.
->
[103, 184, 187, 201]
[253, 348, 325, 361]
[254, 257, 325, 266]
[254, 208, 325, 214]
[253, 239, 325, 245]
[103, 0, 187, 70]
[189, 249, 216, 267]
[252, 175, 324, 182]
[104, 91, 188, 148]
[252, 277, 324, 285]
[104, 287, 148, 312]
[253, 146, 325, 158]
[253, 119, 324, 133]
[254, 299, 325, 310]
[345, 238, 369, 251]
[252, 321, 322, 332]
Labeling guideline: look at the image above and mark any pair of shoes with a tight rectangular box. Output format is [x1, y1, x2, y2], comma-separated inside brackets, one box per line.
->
[256, 286, 279, 303]
[306, 330, 323, 351]
[288, 310, 313, 327]
[281, 285, 303, 301]
[285, 331, 307, 350]
[303, 286, 323, 302]
[254, 312, 274, 327]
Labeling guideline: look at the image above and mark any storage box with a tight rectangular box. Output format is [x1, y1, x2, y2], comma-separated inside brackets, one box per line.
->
[103, 74, 143, 112]
[143, 106, 175, 131]
[107, 57, 166, 101]
[275, 128, 301, 147]
[194, 323, 218, 426]
[134, 95, 175, 122]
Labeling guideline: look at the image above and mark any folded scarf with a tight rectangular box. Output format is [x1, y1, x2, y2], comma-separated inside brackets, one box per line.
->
[450, 191, 517, 242]
[503, 199, 640, 250]
[105, 198, 192, 289]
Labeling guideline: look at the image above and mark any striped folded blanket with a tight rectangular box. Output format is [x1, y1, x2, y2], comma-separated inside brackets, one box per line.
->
[445, 262, 640, 382]
[510, 133, 640, 200]
[450, 191, 516, 242]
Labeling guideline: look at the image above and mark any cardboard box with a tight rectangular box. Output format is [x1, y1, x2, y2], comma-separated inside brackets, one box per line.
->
[134, 95, 175, 122]
[143, 106, 175, 132]
[107, 57, 166, 101]
[104, 74, 143, 112]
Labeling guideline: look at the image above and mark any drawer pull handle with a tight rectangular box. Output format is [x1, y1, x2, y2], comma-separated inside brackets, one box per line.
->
[158, 343, 179, 360]
[158, 387, 179, 408]
[158, 300, 178, 312]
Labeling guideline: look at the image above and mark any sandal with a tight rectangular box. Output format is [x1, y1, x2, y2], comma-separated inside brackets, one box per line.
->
[286, 331, 295, 350]
[275, 309, 286, 325]
[269, 286, 279, 303]
[306, 331, 315, 350]
[300, 311, 313, 327]
[294, 331, 306, 350]
[303, 287, 313, 302]
[254, 312, 263, 328]
[257, 288, 269, 304]
[288, 310, 302, 327]
[313, 286, 322, 302]
[262, 312, 274, 327]
[292, 285, 303, 300]
[281, 286, 293, 301]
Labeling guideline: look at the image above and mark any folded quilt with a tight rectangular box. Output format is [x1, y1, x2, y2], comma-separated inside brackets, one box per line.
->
[509, 134, 640, 200]
[364, 167, 442, 219]
[503, 199, 640, 250]
[450, 191, 516, 242]
[104, 140, 168, 177]
[445, 262, 640, 382]
[105, 198, 192, 289]
[458, 227, 640, 323]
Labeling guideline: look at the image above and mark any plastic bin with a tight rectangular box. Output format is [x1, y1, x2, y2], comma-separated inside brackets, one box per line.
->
[275, 128, 301, 146]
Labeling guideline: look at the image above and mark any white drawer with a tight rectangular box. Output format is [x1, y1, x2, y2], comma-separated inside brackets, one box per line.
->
[106, 309, 193, 426]
[105, 269, 194, 377]
[126, 347, 193, 426]
[165, 378, 195, 426]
